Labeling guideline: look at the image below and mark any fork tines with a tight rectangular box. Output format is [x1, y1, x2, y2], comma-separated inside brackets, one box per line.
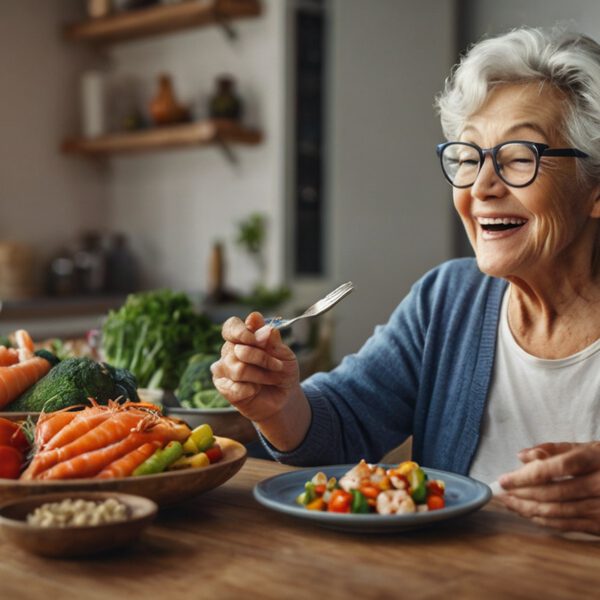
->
[326, 281, 354, 299]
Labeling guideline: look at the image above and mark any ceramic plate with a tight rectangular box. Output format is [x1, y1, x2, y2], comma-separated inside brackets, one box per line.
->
[0, 437, 246, 508]
[254, 465, 491, 533]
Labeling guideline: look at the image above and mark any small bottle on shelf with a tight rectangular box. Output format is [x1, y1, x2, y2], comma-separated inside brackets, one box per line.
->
[105, 233, 139, 293]
[209, 75, 243, 122]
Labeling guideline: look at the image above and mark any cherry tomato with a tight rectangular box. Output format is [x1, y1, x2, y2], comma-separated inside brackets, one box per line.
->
[327, 489, 352, 513]
[0, 419, 29, 454]
[359, 484, 381, 500]
[204, 443, 223, 464]
[426, 494, 446, 511]
[314, 484, 326, 495]
[0, 446, 23, 479]
[426, 480, 445, 496]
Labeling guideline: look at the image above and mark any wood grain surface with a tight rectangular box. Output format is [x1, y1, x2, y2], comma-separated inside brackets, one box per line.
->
[0, 458, 599, 600]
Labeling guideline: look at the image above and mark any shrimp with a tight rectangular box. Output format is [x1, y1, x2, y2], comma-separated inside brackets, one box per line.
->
[34, 409, 81, 450]
[38, 432, 169, 480]
[41, 399, 117, 452]
[0, 356, 53, 410]
[21, 409, 147, 479]
[22, 404, 185, 480]
[0, 346, 19, 367]
[95, 441, 161, 479]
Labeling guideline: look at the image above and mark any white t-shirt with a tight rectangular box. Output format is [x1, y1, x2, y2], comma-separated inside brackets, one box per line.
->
[469, 288, 600, 484]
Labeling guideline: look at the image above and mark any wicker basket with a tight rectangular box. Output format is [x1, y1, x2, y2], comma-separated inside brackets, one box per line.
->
[0, 242, 37, 300]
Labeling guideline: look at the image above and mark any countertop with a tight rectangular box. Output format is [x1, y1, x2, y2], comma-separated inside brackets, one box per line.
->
[1, 458, 599, 600]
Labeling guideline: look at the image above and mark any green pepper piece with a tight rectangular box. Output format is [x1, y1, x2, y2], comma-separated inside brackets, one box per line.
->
[411, 482, 427, 504]
[409, 467, 427, 503]
[303, 481, 317, 503]
[133, 441, 184, 476]
[350, 490, 370, 513]
[296, 491, 308, 506]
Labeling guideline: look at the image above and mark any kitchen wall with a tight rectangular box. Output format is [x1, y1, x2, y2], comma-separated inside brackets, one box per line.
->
[324, 0, 456, 359]
[0, 0, 459, 360]
[463, 0, 600, 40]
[105, 1, 288, 295]
[8, 2, 597, 361]
[0, 1, 107, 281]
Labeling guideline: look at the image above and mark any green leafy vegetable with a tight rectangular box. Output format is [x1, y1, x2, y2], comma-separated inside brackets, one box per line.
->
[101, 289, 223, 390]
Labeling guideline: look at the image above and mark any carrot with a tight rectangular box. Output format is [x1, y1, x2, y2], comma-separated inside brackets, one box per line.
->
[0, 346, 19, 367]
[95, 441, 162, 479]
[0, 356, 52, 410]
[39, 432, 169, 480]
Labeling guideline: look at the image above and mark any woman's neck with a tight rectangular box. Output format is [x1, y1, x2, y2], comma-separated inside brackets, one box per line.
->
[506, 270, 600, 358]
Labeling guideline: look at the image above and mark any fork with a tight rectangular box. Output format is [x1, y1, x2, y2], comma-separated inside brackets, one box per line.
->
[265, 281, 354, 329]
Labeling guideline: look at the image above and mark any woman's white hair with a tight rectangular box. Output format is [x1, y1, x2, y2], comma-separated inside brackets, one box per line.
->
[436, 26, 600, 185]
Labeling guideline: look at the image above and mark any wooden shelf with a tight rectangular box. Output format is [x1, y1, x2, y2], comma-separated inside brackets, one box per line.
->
[64, 0, 261, 43]
[0, 295, 127, 321]
[62, 120, 262, 159]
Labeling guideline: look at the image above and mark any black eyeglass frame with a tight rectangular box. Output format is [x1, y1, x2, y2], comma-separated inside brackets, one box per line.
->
[436, 140, 589, 188]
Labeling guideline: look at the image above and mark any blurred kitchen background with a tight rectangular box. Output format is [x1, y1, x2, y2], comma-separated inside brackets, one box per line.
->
[1, 0, 600, 368]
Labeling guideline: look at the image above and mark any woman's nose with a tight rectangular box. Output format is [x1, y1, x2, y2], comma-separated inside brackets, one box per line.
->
[470, 154, 506, 199]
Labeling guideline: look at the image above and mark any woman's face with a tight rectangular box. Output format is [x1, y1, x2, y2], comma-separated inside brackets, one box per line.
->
[453, 82, 600, 281]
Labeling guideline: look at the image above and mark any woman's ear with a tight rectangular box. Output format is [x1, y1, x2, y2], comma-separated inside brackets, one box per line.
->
[590, 184, 600, 219]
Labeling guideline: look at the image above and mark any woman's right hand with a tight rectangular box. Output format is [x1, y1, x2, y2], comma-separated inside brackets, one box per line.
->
[211, 312, 311, 451]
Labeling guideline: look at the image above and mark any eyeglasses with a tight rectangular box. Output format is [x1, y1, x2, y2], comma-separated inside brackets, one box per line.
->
[436, 140, 588, 188]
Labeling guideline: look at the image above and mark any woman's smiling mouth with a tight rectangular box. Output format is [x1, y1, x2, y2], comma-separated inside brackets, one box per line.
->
[477, 216, 528, 234]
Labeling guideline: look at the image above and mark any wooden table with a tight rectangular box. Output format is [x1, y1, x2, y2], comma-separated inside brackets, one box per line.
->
[1, 458, 599, 600]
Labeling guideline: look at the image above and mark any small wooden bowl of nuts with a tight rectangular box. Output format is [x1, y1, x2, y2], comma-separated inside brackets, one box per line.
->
[0, 491, 157, 558]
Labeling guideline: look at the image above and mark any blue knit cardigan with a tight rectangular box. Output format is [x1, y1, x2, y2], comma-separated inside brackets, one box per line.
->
[264, 258, 508, 474]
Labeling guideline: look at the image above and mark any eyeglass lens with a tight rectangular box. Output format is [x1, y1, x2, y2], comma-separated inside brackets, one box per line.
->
[442, 143, 538, 187]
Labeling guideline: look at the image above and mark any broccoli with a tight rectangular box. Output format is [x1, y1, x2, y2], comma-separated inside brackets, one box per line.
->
[176, 353, 230, 409]
[7, 357, 139, 413]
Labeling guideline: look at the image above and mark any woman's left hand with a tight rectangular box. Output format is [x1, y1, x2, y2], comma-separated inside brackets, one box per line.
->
[497, 441, 600, 534]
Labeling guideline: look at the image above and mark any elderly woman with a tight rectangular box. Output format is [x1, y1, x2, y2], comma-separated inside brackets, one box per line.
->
[211, 27, 600, 534]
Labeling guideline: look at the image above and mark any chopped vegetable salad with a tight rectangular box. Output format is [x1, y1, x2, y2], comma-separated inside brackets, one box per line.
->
[296, 460, 446, 515]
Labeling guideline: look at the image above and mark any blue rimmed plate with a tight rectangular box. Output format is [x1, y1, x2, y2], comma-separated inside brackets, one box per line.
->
[253, 465, 491, 533]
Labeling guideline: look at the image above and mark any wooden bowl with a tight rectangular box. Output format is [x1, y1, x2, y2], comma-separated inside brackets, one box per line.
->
[0, 491, 157, 558]
[0, 436, 247, 508]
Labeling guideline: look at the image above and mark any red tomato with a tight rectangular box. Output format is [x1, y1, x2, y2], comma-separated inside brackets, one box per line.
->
[426, 480, 445, 496]
[426, 494, 446, 511]
[0, 446, 23, 479]
[0, 419, 29, 454]
[204, 443, 223, 464]
[314, 484, 326, 495]
[327, 489, 352, 513]
[359, 484, 380, 500]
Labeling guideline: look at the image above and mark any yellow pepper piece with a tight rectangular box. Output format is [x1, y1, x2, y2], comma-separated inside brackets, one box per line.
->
[168, 452, 210, 471]
[188, 452, 209, 468]
[305, 497, 326, 511]
[169, 456, 191, 470]
[182, 436, 199, 455]
[397, 461, 419, 476]
[190, 424, 215, 452]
